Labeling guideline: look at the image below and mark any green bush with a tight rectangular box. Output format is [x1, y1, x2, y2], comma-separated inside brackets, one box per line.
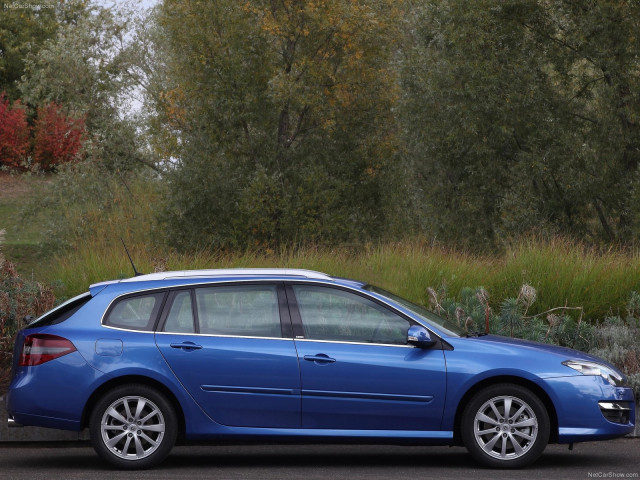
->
[590, 303, 640, 393]
[0, 237, 55, 393]
[429, 283, 639, 391]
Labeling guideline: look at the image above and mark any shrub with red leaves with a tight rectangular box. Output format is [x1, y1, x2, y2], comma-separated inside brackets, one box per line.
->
[33, 102, 86, 171]
[0, 94, 30, 170]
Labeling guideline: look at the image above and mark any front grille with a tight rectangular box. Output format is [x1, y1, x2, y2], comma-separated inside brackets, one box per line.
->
[598, 401, 632, 424]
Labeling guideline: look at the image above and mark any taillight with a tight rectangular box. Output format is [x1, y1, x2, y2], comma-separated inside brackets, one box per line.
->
[19, 334, 77, 366]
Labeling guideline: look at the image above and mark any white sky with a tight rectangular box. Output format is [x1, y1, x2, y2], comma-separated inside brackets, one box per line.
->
[94, 0, 159, 10]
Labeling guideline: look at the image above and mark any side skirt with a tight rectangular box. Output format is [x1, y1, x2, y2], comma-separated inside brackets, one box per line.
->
[185, 427, 454, 445]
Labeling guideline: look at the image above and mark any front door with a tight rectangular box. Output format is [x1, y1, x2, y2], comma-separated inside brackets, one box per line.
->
[288, 284, 447, 431]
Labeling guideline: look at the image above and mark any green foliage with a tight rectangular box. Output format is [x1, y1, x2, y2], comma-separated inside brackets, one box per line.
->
[41, 231, 640, 325]
[22, 161, 164, 256]
[590, 299, 640, 392]
[428, 282, 595, 352]
[0, 241, 55, 393]
[401, 0, 640, 248]
[430, 284, 640, 392]
[152, 0, 404, 250]
[0, 2, 59, 100]
[18, 1, 154, 172]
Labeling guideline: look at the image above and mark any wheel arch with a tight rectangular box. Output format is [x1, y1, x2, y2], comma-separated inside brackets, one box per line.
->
[452, 375, 559, 445]
[81, 375, 186, 438]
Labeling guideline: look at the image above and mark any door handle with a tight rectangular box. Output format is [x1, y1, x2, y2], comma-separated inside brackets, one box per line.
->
[170, 342, 203, 350]
[303, 354, 336, 364]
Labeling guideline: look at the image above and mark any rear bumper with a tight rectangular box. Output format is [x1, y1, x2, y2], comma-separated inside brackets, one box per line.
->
[6, 411, 81, 431]
[7, 351, 99, 431]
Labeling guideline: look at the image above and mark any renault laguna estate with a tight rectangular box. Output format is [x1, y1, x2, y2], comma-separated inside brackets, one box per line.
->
[6, 269, 635, 469]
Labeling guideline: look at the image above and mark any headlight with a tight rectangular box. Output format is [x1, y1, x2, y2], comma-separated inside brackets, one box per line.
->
[562, 360, 625, 387]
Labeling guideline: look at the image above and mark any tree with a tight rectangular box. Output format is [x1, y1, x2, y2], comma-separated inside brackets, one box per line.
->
[33, 102, 86, 171]
[18, 1, 155, 172]
[1, 93, 85, 171]
[0, 4, 58, 101]
[0, 93, 29, 169]
[401, 0, 640, 248]
[152, 0, 405, 250]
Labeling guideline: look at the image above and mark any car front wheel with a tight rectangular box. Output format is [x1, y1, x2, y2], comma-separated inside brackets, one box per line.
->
[461, 383, 550, 468]
[89, 384, 177, 469]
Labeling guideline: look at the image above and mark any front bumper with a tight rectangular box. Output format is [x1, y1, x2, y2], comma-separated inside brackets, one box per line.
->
[544, 376, 635, 443]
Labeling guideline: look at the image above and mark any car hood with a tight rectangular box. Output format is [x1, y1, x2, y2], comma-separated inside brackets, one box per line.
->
[473, 334, 619, 369]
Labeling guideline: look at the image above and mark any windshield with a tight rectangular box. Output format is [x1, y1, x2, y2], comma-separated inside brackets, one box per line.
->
[364, 285, 466, 337]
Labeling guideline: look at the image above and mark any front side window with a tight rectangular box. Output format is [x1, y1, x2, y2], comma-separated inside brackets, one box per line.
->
[364, 284, 465, 337]
[104, 293, 165, 331]
[195, 285, 281, 338]
[293, 285, 409, 345]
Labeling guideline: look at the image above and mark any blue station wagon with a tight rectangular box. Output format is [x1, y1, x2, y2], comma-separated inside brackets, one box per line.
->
[6, 269, 636, 469]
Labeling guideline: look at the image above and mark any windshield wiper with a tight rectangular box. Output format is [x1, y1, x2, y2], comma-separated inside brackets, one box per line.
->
[466, 331, 489, 337]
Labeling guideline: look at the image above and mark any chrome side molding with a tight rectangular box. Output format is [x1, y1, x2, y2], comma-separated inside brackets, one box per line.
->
[598, 401, 631, 411]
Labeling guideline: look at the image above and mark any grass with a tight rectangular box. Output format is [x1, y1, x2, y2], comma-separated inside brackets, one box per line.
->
[45, 238, 640, 321]
[0, 173, 51, 278]
[2, 172, 640, 321]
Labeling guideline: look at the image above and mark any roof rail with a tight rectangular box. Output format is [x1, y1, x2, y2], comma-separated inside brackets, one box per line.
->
[119, 268, 333, 282]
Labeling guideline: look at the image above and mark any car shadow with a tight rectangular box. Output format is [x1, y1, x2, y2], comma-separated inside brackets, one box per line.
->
[3, 441, 630, 476]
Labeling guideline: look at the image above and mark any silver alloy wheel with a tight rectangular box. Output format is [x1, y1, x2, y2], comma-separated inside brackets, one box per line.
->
[100, 395, 166, 461]
[473, 394, 539, 461]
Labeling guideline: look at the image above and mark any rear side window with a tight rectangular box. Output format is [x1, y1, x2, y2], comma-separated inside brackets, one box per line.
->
[104, 292, 165, 331]
[195, 285, 281, 338]
[29, 292, 92, 327]
[163, 290, 195, 333]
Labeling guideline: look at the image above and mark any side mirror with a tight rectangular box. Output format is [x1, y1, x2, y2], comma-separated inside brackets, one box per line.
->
[407, 325, 436, 348]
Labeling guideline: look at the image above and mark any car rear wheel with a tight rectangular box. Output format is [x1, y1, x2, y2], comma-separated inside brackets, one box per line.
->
[461, 383, 550, 468]
[89, 384, 177, 469]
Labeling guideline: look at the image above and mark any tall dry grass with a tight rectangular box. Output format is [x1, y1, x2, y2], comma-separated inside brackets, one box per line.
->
[46, 237, 640, 322]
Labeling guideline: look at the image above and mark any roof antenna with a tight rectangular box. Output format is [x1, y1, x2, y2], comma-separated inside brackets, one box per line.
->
[121, 237, 143, 277]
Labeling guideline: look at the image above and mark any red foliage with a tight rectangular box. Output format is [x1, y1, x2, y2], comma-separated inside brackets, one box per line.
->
[0, 92, 86, 172]
[0, 93, 30, 169]
[33, 102, 86, 171]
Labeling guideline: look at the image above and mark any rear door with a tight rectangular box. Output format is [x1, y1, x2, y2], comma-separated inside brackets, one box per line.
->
[155, 283, 301, 428]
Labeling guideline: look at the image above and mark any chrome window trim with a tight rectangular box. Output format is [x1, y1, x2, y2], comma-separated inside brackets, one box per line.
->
[101, 324, 156, 334]
[294, 338, 413, 349]
[101, 324, 290, 341]
[101, 325, 412, 346]
[98, 278, 444, 341]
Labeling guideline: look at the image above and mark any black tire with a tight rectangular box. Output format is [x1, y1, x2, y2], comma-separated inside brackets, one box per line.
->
[89, 384, 178, 470]
[461, 383, 550, 468]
